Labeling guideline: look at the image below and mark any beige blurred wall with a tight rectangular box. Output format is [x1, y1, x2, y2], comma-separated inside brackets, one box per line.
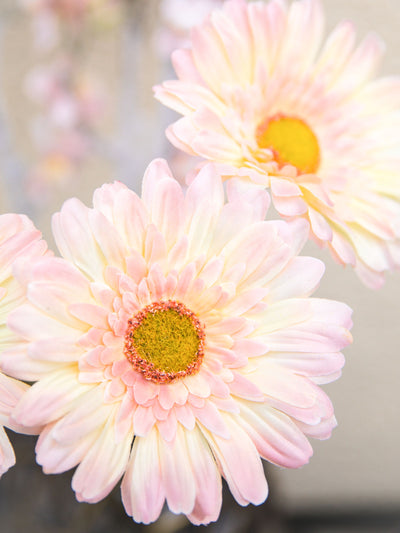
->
[1, 0, 399, 514]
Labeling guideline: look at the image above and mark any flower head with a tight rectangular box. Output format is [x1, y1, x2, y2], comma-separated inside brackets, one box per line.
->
[5, 160, 352, 524]
[0, 214, 48, 476]
[154, 0, 400, 288]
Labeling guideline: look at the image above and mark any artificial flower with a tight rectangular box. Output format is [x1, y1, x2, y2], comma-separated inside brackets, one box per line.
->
[0, 214, 48, 476]
[154, 0, 400, 288]
[5, 160, 352, 524]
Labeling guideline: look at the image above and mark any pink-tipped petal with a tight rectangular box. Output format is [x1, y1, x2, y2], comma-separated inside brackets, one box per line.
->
[204, 414, 268, 506]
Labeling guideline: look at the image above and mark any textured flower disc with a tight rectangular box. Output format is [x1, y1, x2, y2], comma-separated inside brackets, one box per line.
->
[124, 300, 205, 383]
[3, 160, 352, 525]
[154, 0, 400, 288]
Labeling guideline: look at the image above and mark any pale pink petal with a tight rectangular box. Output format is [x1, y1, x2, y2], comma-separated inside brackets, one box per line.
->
[184, 163, 225, 256]
[36, 423, 97, 474]
[269, 351, 345, 379]
[133, 375, 159, 405]
[331, 33, 385, 96]
[72, 418, 133, 503]
[121, 429, 165, 524]
[266, 257, 325, 300]
[296, 413, 337, 440]
[0, 373, 38, 434]
[158, 380, 188, 409]
[329, 230, 357, 266]
[1, 345, 59, 381]
[237, 400, 313, 468]
[8, 304, 81, 341]
[95, 185, 149, 252]
[264, 319, 348, 352]
[270, 177, 302, 198]
[246, 361, 322, 409]
[29, 257, 91, 298]
[203, 414, 268, 506]
[143, 225, 167, 266]
[156, 79, 225, 115]
[88, 209, 127, 269]
[13, 369, 93, 427]
[184, 373, 211, 398]
[68, 303, 109, 329]
[350, 228, 392, 272]
[308, 208, 333, 242]
[229, 371, 264, 401]
[91, 181, 128, 222]
[52, 198, 106, 281]
[115, 390, 135, 441]
[171, 48, 206, 85]
[226, 177, 270, 220]
[50, 386, 109, 444]
[133, 405, 156, 436]
[186, 427, 222, 525]
[314, 21, 356, 84]
[27, 283, 89, 330]
[28, 338, 83, 362]
[191, 14, 237, 93]
[157, 410, 178, 442]
[277, 0, 324, 74]
[221, 221, 289, 286]
[354, 260, 385, 290]
[272, 194, 309, 216]
[191, 400, 230, 438]
[159, 426, 196, 514]
[210, 2, 253, 85]
[0, 426, 15, 477]
[174, 404, 196, 430]
[166, 118, 199, 156]
[0, 372, 29, 415]
[142, 159, 185, 248]
[192, 130, 243, 163]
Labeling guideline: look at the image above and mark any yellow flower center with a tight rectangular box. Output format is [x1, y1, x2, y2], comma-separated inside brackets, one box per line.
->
[124, 300, 205, 383]
[256, 114, 320, 174]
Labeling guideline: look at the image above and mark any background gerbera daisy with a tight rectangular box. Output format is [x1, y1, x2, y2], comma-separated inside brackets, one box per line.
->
[3, 160, 352, 524]
[154, 0, 400, 289]
[0, 214, 48, 477]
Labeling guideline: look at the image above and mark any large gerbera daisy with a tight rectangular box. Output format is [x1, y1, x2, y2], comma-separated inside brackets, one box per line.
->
[154, 0, 400, 288]
[4, 160, 352, 524]
[0, 214, 48, 476]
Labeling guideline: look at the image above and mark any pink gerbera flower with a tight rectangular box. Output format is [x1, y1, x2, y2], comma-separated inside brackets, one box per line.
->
[154, 0, 400, 288]
[0, 214, 48, 476]
[5, 160, 352, 524]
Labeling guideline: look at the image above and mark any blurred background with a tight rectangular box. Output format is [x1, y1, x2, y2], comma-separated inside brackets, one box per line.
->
[0, 0, 399, 531]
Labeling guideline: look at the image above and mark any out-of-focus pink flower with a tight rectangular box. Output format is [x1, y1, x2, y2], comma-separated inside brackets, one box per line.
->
[25, 60, 104, 192]
[155, 0, 400, 288]
[5, 160, 352, 524]
[25, 61, 105, 131]
[0, 214, 48, 477]
[20, 0, 121, 51]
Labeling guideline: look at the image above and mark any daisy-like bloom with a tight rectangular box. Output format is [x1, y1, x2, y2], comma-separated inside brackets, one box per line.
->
[154, 0, 400, 288]
[4, 160, 352, 525]
[0, 214, 48, 476]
